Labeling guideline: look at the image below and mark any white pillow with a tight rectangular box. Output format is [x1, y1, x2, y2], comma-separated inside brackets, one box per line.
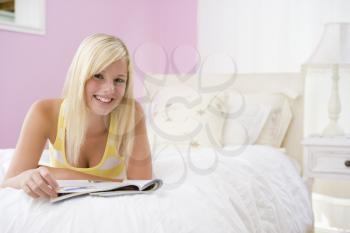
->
[146, 85, 227, 149]
[222, 92, 292, 147]
[222, 91, 271, 145]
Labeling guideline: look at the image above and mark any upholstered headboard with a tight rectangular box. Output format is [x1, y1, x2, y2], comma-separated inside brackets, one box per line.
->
[142, 73, 304, 165]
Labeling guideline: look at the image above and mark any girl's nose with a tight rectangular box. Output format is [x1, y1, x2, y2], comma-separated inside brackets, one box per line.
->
[103, 80, 115, 92]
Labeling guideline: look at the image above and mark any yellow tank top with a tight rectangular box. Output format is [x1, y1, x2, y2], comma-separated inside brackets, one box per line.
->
[49, 100, 126, 180]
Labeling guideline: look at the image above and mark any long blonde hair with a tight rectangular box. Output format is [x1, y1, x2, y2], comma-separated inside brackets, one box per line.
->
[62, 33, 135, 166]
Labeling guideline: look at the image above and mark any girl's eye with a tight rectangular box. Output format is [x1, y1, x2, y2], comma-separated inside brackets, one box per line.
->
[114, 78, 126, 84]
[93, 74, 103, 80]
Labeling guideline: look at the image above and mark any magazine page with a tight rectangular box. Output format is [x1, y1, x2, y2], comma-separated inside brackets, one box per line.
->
[121, 180, 154, 190]
[90, 190, 149, 197]
[91, 179, 162, 197]
[51, 179, 163, 202]
[57, 180, 124, 193]
[122, 179, 163, 191]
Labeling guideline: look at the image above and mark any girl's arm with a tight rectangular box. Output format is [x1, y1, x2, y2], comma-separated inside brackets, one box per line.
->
[0, 100, 121, 198]
[1, 100, 52, 190]
[126, 101, 153, 180]
[42, 166, 123, 182]
[1, 165, 123, 198]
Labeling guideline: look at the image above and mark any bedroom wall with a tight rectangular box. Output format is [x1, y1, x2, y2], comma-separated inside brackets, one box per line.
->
[197, 0, 350, 73]
[0, 0, 197, 148]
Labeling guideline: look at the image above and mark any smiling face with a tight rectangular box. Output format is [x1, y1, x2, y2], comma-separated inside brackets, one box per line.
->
[85, 59, 128, 116]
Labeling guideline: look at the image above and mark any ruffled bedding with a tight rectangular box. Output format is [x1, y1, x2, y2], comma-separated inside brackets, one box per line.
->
[0, 145, 313, 233]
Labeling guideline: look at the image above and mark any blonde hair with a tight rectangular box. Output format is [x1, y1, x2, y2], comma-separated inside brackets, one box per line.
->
[62, 33, 135, 166]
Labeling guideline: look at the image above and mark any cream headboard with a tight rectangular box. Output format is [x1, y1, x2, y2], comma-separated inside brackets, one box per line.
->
[142, 73, 304, 165]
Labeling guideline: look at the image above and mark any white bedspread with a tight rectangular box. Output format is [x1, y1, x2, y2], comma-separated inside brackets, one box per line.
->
[0, 146, 313, 233]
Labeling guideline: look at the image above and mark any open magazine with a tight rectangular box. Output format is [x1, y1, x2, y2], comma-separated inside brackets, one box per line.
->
[51, 178, 163, 203]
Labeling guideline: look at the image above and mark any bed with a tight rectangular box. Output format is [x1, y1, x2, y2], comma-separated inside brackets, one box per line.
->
[0, 73, 313, 233]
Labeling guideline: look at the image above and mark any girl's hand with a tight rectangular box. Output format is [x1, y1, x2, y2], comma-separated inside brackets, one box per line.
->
[19, 166, 59, 199]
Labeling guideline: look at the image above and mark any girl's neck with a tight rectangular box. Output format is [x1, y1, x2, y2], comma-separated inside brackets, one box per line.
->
[85, 113, 110, 136]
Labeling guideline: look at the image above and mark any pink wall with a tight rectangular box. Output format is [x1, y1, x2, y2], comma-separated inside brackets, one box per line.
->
[0, 0, 197, 148]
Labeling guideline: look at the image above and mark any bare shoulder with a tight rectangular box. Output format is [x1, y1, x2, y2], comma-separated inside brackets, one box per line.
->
[28, 99, 63, 137]
[30, 99, 63, 121]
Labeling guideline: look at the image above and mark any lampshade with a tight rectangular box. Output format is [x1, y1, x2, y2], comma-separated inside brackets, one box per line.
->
[307, 22, 350, 65]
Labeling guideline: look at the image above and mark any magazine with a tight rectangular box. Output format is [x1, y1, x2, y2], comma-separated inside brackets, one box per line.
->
[51, 178, 163, 203]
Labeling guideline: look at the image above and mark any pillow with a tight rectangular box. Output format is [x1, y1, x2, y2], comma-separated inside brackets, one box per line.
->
[255, 93, 293, 147]
[223, 101, 271, 145]
[222, 91, 293, 147]
[146, 85, 227, 150]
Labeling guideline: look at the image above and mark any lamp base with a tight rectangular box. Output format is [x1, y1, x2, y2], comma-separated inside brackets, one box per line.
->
[322, 121, 345, 137]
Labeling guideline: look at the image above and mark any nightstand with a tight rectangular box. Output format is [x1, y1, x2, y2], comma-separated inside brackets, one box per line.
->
[302, 137, 350, 188]
[302, 136, 350, 233]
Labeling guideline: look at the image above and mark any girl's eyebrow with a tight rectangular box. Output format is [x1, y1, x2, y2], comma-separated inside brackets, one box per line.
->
[98, 71, 127, 78]
[116, 74, 127, 79]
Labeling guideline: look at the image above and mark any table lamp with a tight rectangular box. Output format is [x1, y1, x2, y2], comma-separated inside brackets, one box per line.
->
[306, 22, 350, 136]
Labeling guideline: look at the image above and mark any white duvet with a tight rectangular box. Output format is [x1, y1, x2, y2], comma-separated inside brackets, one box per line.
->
[0, 145, 313, 233]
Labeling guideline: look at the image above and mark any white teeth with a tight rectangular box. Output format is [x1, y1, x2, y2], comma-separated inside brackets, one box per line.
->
[95, 95, 112, 103]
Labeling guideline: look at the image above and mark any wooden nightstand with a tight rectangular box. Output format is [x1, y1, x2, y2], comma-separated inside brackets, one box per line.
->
[302, 136, 350, 233]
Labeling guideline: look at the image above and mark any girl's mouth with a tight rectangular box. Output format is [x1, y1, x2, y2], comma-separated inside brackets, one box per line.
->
[93, 95, 114, 103]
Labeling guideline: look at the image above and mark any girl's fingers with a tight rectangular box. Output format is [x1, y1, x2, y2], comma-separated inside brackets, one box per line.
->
[27, 178, 47, 198]
[38, 167, 59, 190]
[32, 172, 57, 198]
[22, 184, 40, 198]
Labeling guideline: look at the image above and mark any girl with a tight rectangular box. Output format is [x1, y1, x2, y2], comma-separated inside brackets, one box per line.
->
[1, 34, 152, 199]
